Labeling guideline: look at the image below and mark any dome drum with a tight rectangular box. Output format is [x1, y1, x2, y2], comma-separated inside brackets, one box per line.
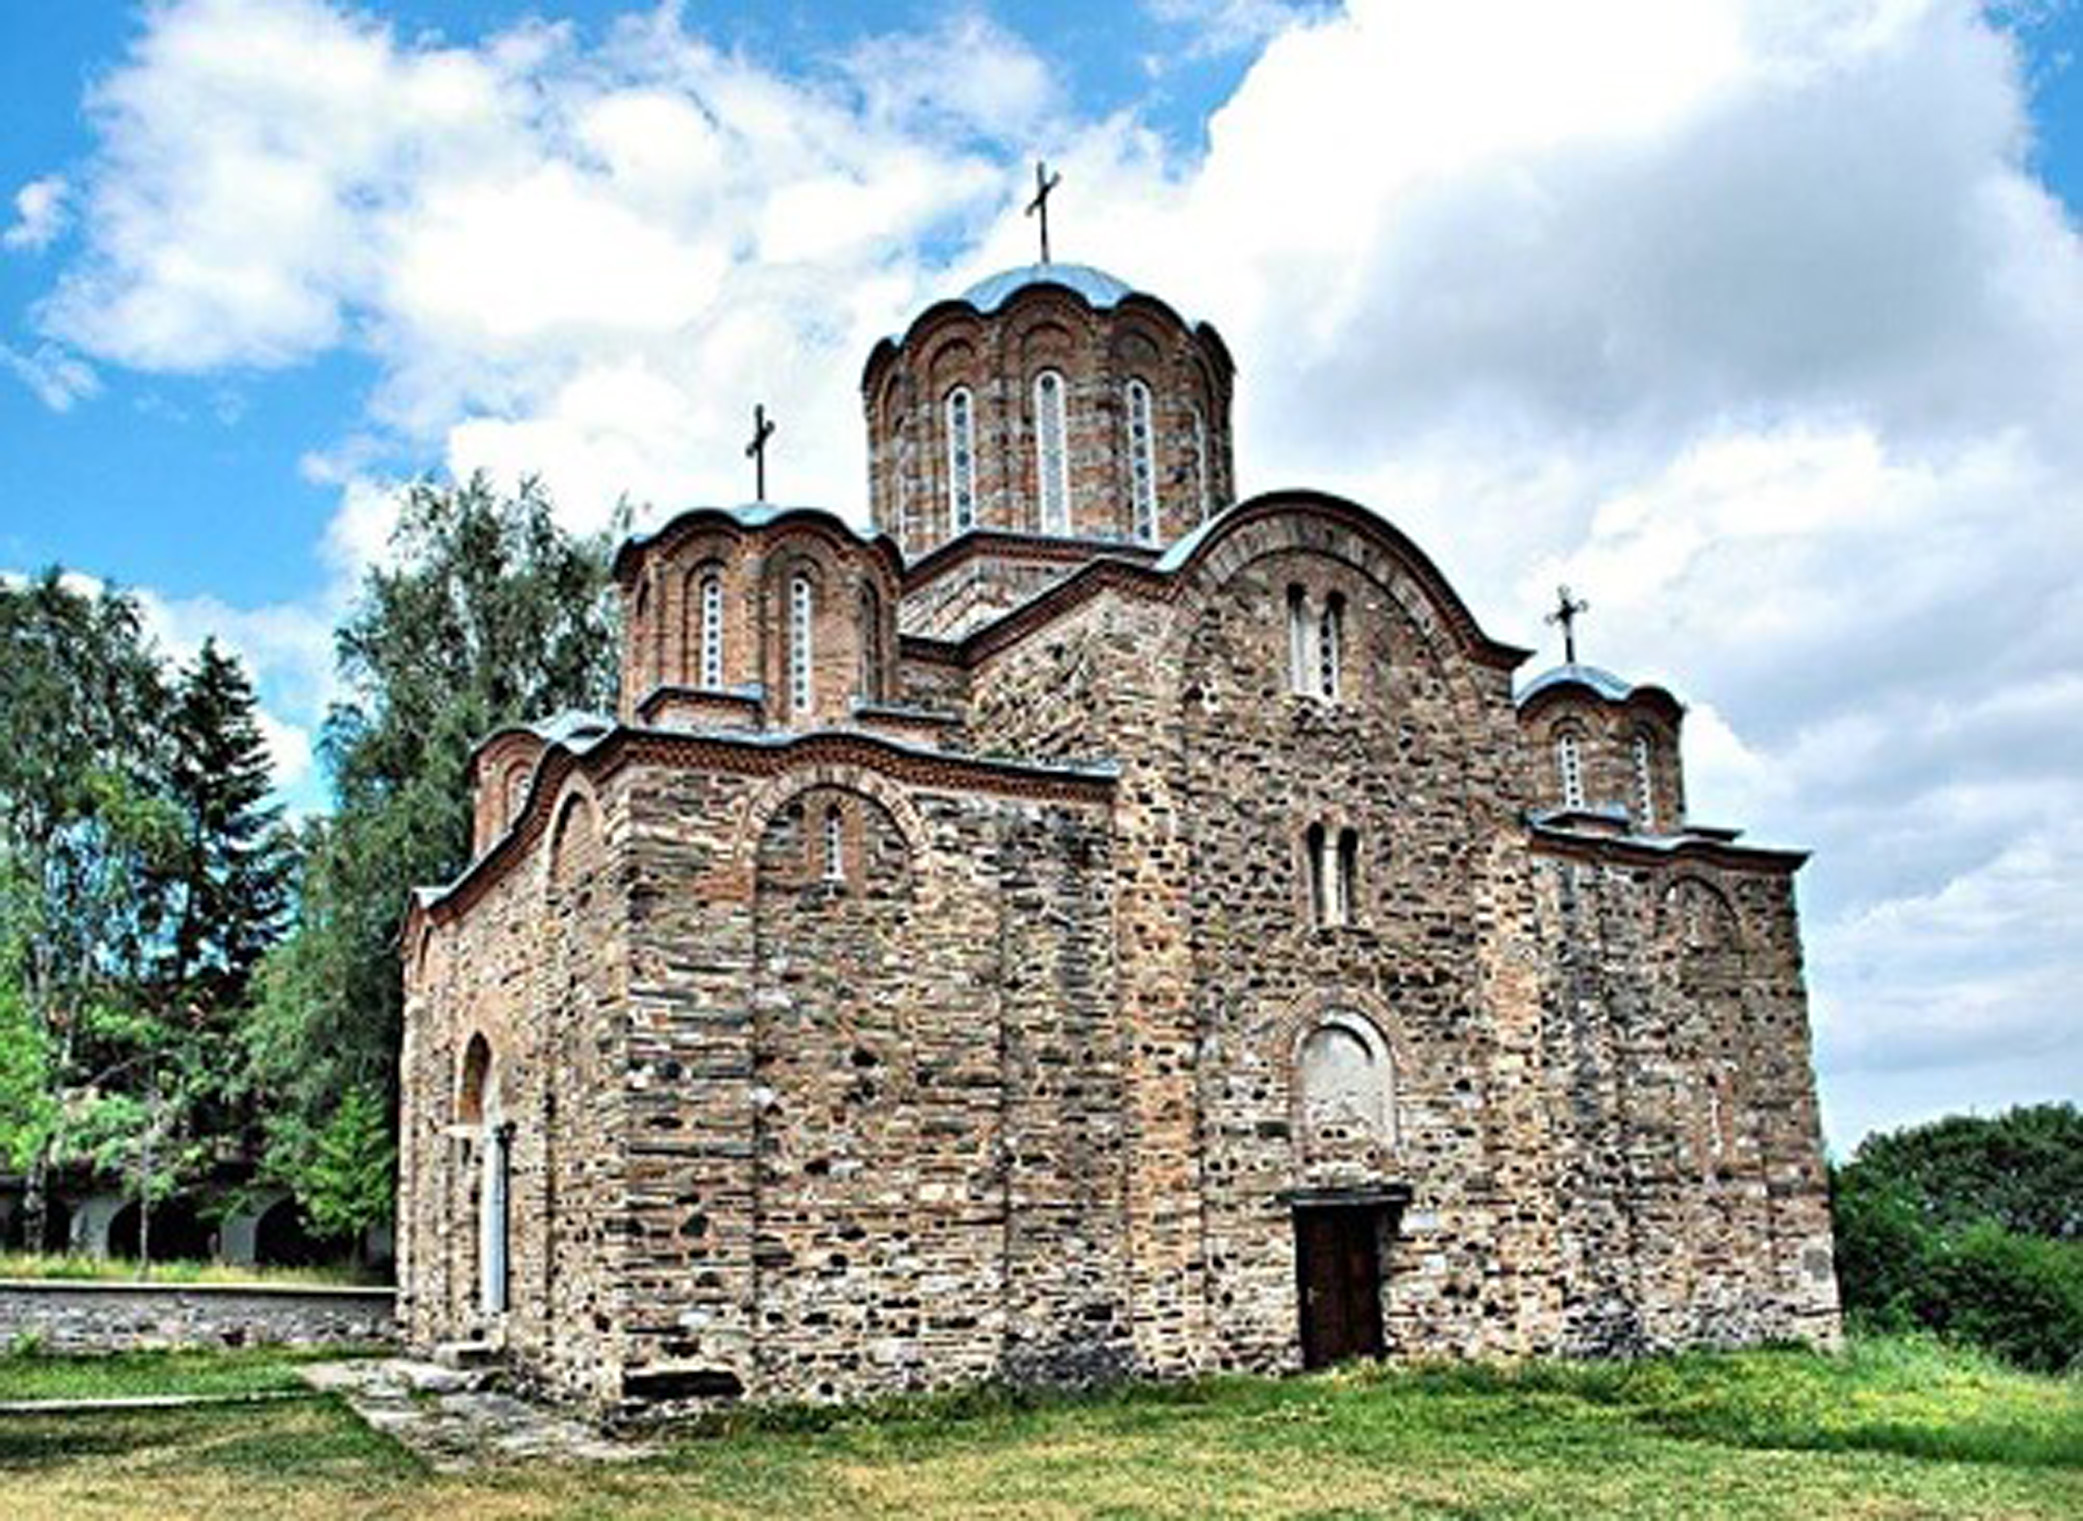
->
[863, 264, 1236, 559]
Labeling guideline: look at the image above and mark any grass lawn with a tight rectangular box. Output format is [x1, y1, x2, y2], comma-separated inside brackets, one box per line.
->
[0, 1252, 383, 1287]
[0, 1345, 376, 1403]
[0, 1337, 2075, 1519]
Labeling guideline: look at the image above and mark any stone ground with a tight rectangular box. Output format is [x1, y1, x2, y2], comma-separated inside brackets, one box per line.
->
[299, 1358, 659, 1471]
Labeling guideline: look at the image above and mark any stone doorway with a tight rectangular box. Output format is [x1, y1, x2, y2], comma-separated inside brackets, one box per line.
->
[1294, 1203, 1385, 1369]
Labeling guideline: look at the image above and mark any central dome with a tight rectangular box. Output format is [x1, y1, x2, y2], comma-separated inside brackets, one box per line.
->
[862, 260, 1236, 561]
[957, 262, 1138, 314]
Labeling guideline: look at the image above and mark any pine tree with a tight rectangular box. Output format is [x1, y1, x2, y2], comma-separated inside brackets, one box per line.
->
[165, 638, 292, 1014]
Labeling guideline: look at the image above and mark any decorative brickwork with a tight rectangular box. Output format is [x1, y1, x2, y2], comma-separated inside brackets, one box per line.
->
[399, 262, 1838, 1420]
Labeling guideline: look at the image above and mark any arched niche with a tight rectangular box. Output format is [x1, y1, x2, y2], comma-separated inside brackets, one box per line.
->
[1292, 1008, 1397, 1157]
[1663, 876, 1742, 954]
[754, 782, 914, 900]
[547, 788, 602, 890]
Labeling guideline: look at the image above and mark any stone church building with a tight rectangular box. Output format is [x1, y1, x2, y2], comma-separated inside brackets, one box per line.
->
[396, 261, 1840, 1417]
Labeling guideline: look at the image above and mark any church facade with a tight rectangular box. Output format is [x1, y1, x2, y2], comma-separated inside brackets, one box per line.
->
[395, 263, 1840, 1417]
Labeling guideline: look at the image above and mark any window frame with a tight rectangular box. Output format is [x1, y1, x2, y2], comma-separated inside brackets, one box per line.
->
[945, 385, 977, 534]
[698, 571, 724, 689]
[1632, 731, 1657, 831]
[1125, 377, 1157, 543]
[1033, 369, 1070, 533]
[788, 572, 815, 718]
[1557, 730, 1585, 810]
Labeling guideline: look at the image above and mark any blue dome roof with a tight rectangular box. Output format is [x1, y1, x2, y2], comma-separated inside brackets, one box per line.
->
[957, 262, 1138, 313]
[1517, 663, 1636, 704]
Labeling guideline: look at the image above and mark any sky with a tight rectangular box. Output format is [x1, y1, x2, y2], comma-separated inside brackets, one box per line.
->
[1, 0, 2078, 1154]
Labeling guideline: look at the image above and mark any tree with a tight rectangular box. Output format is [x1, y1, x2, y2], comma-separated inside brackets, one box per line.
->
[164, 637, 293, 1015]
[248, 475, 620, 1222]
[300, 1084, 396, 1259]
[0, 573, 177, 1250]
[1832, 1104, 2083, 1372]
[1837, 1103, 2079, 1241]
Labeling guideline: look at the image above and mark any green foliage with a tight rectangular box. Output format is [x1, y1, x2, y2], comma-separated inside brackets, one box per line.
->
[1833, 1105, 2083, 1374]
[299, 1086, 395, 1245]
[0, 1251, 376, 1286]
[0, 939, 56, 1171]
[0, 1345, 346, 1402]
[0, 575, 291, 1256]
[249, 474, 620, 1223]
[1846, 1103, 2081, 1240]
[164, 637, 293, 1014]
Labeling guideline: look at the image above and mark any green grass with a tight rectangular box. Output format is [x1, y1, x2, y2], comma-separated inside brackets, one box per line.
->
[0, 1251, 384, 1287]
[0, 1345, 377, 1402]
[0, 1336, 2076, 1519]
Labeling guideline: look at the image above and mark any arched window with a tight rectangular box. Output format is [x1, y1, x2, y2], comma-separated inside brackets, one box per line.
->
[1287, 585, 1311, 695]
[1125, 379, 1157, 543]
[1033, 369, 1069, 533]
[457, 1032, 492, 1127]
[457, 1031, 507, 1314]
[503, 761, 530, 830]
[789, 573, 814, 717]
[1318, 593, 1345, 701]
[1305, 822, 1327, 926]
[858, 583, 884, 702]
[822, 804, 845, 882]
[698, 571, 724, 689]
[1633, 732, 1657, 831]
[945, 386, 976, 533]
[1557, 731, 1584, 809]
[1303, 823, 1354, 929]
[1192, 404, 1212, 523]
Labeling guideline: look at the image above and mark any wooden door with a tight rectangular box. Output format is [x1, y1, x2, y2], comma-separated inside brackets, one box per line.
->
[1295, 1206, 1384, 1368]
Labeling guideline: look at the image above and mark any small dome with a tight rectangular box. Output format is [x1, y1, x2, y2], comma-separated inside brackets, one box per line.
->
[1517, 663, 1636, 704]
[957, 262, 1138, 313]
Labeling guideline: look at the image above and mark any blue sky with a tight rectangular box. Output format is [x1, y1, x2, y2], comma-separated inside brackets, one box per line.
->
[1, 0, 2079, 1152]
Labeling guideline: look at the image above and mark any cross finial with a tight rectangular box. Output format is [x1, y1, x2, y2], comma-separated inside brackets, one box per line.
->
[1025, 159, 1061, 265]
[745, 403, 776, 502]
[1546, 585, 1590, 664]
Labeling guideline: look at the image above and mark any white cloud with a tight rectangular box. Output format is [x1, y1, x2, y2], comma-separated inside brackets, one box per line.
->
[1, 340, 100, 410]
[1145, 1, 1337, 58]
[17, 0, 2081, 1148]
[4, 175, 69, 250]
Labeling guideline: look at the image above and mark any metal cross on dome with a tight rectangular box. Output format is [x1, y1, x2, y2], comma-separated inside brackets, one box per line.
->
[1546, 585, 1590, 665]
[1026, 159, 1062, 265]
[745, 403, 776, 503]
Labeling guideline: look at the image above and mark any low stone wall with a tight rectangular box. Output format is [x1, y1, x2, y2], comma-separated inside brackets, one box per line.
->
[0, 1280, 397, 1353]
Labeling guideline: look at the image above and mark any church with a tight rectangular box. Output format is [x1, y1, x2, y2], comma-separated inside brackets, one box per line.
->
[395, 250, 1841, 1417]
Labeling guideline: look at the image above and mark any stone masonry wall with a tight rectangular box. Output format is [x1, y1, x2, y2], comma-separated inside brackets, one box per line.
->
[608, 750, 1123, 1413]
[405, 492, 1839, 1415]
[0, 1282, 395, 1354]
[865, 289, 1234, 558]
[398, 768, 629, 1409]
[1170, 531, 1561, 1368]
[1530, 845, 1840, 1353]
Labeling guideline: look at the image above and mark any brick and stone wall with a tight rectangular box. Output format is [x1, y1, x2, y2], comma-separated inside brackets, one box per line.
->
[0, 1281, 395, 1353]
[400, 460, 1839, 1412]
[1529, 844, 1840, 1352]
[398, 762, 631, 1409]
